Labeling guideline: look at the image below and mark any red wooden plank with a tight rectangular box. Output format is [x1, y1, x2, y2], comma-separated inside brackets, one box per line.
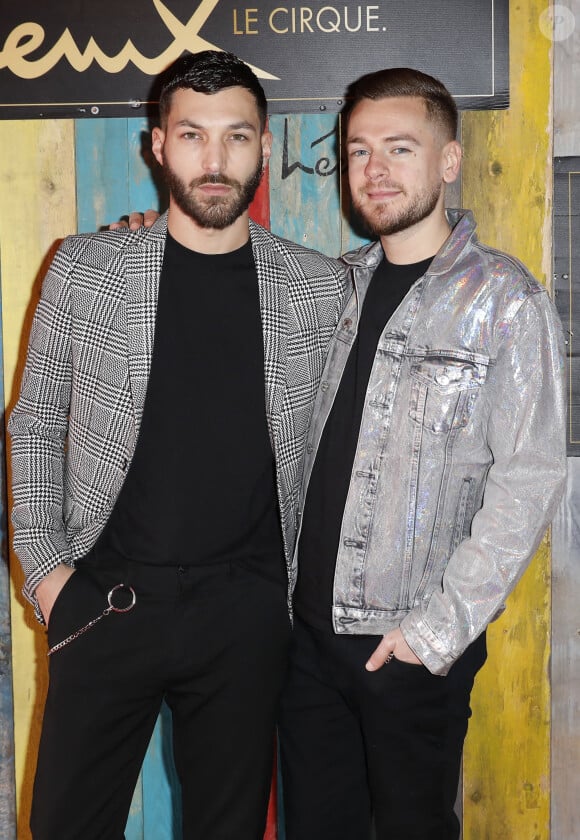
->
[249, 171, 270, 228]
[249, 122, 271, 229]
[263, 762, 278, 840]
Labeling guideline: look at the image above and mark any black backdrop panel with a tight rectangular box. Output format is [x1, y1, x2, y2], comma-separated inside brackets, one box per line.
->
[0, 1, 509, 118]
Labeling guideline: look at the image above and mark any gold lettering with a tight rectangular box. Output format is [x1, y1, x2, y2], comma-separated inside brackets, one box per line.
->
[0, 0, 279, 80]
[233, 9, 244, 35]
[317, 7, 341, 33]
[300, 8, 314, 34]
[269, 8, 288, 34]
[246, 9, 259, 34]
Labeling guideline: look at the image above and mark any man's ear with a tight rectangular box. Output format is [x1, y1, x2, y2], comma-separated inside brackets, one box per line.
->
[152, 127, 165, 167]
[261, 130, 273, 169]
[442, 140, 462, 184]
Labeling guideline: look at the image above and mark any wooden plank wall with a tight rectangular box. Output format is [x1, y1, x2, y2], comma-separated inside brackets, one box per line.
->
[0, 0, 569, 836]
[461, 2, 554, 837]
[0, 266, 16, 838]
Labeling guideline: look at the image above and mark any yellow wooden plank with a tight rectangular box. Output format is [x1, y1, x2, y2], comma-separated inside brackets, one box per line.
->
[0, 118, 76, 839]
[461, 1, 553, 837]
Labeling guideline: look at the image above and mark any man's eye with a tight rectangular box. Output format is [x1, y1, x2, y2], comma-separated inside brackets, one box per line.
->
[182, 132, 199, 140]
[349, 149, 369, 157]
[230, 134, 249, 142]
[392, 147, 411, 155]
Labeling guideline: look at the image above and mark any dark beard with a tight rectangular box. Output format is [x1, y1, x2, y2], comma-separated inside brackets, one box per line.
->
[354, 180, 441, 237]
[164, 155, 264, 229]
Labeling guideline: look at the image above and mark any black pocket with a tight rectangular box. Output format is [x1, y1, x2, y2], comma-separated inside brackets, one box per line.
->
[46, 567, 106, 650]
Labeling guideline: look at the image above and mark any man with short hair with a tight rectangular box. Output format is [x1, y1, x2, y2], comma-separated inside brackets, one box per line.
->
[9, 50, 346, 840]
[277, 68, 566, 840]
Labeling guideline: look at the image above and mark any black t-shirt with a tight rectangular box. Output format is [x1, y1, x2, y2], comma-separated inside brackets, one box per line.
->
[294, 253, 433, 630]
[97, 233, 284, 579]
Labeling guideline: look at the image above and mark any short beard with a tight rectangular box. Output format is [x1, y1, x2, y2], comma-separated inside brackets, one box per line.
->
[353, 180, 442, 237]
[164, 155, 264, 230]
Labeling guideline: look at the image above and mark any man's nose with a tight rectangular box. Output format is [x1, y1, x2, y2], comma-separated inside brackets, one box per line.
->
[364, 151, 388, 180]
[202, 139, 225, 174]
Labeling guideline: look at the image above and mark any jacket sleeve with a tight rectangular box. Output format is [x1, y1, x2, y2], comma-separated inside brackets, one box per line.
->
[401, 289, 567, 675]
[8, 243, 75, 616]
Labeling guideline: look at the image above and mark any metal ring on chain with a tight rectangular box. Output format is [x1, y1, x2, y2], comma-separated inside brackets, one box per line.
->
[107, 583, 136, 613]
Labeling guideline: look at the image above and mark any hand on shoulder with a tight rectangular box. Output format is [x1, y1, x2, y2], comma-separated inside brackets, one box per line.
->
[108, 209, 160, 231]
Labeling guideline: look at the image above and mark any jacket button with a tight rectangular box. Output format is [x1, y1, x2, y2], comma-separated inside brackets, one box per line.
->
[306, 443, 313, 454]
[343, 318, 352, 328]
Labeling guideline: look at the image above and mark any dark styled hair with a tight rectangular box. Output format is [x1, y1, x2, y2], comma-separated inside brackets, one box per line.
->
[344, 67, 458, 141]
[158, 51, 268, 131]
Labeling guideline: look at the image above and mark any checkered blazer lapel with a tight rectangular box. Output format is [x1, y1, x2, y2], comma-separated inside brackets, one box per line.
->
[125, 214, 168, 435]
[250, 220, 288, 445]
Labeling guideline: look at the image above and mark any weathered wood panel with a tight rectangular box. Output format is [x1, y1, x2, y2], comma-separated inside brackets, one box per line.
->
[76, 117, 161, 233]
[269, 114, 342, 258]
[0, 277, 16, 838]
[461, 2, 553, 836]
[0, 118, 77, 840]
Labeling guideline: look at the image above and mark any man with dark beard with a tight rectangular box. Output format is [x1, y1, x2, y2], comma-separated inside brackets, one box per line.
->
[277, 68, 566, 839]
[8, 51, 346, 840]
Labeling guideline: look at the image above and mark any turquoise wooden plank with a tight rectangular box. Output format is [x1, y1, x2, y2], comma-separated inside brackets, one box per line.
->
[75, 118, 132, 233]
[269, 114, 342, 258]
[0, 257, 16, 840]
[127, 118, 167, 216]
[125, 774, 144, 840]
[142, 705, 182, 839]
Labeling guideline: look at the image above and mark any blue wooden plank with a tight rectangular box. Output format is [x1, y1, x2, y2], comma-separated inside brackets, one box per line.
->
[125, 773, 145, 840]
[75, 118, 132, 233]
[269, 114, 342, 258]
[128, 118, 167, 216]
[0, 258, 17, 840]
[142, 704, 182, 839]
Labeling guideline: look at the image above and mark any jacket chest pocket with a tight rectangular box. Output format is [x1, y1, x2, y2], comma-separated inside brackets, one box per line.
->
[409, 358, 488, 433]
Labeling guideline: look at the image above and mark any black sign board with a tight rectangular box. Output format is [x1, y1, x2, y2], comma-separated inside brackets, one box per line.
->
[0, 1, 509, 119]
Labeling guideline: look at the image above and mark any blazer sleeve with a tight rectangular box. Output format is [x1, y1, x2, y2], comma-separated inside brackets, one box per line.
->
[8, 242, 75, 614]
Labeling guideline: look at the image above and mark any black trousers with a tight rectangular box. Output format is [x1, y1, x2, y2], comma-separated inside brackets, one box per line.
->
[278, 619, 487, 840]
[32, 555, 291, 840]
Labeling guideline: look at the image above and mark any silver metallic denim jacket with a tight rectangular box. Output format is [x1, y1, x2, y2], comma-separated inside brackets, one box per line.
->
[293, 210, 567, 675]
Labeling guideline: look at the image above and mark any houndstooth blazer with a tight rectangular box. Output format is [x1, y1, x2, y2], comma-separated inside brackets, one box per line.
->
[9, 213, 348, 615]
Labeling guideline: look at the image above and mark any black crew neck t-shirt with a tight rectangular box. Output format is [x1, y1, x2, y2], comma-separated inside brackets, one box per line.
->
[97, 233, 284, 579]
[294, 253, 433, 630]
